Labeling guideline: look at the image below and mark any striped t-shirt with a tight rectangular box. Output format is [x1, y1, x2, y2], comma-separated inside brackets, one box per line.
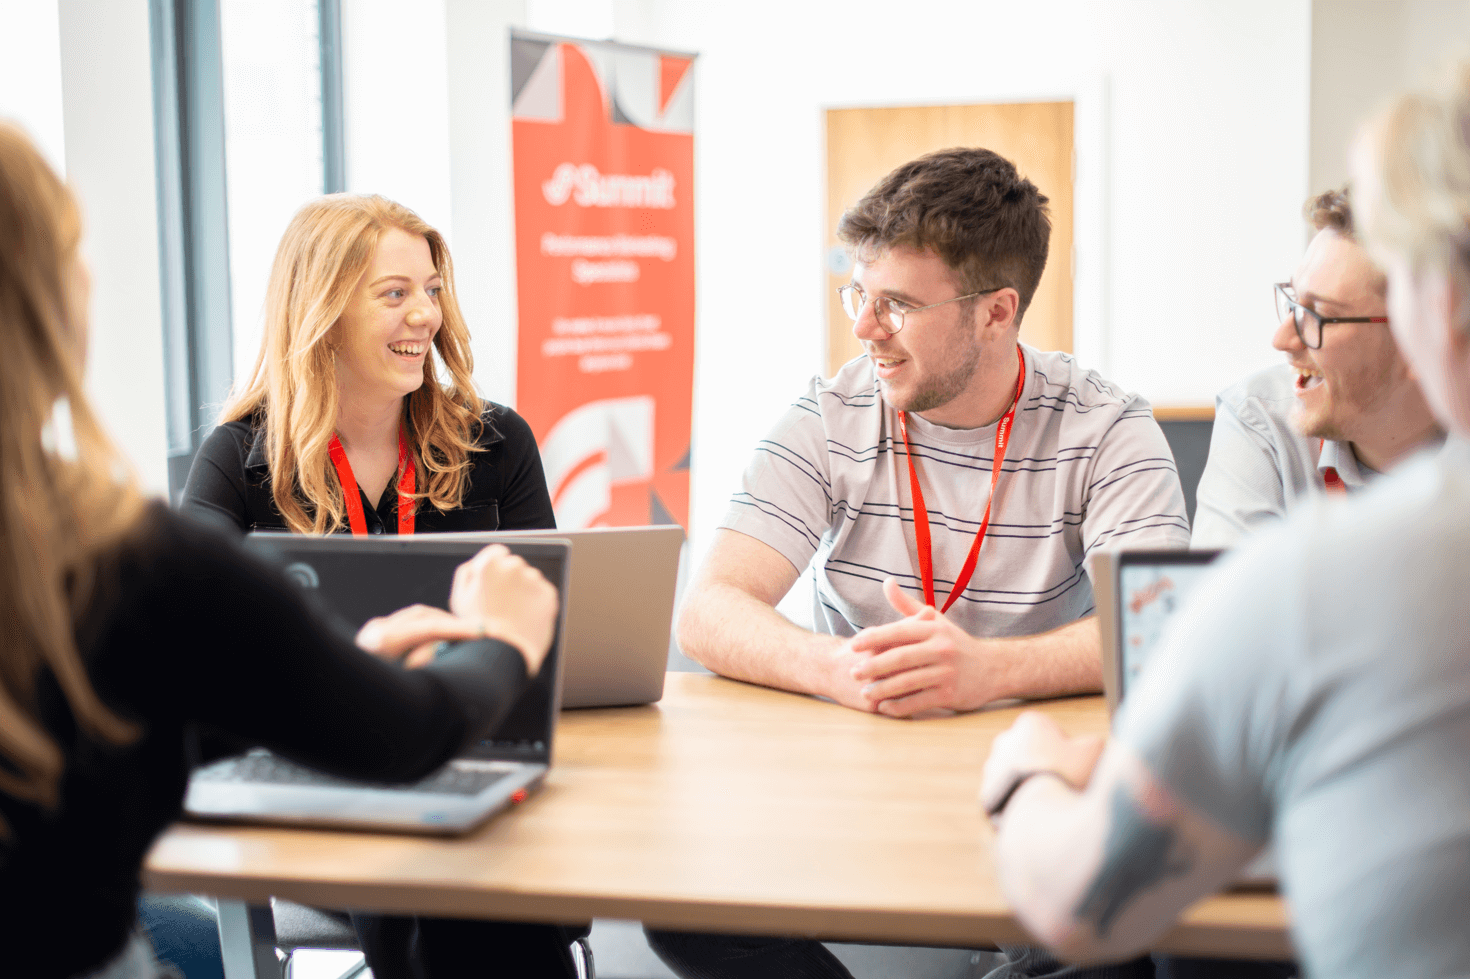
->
[721, 344, 1191, 640]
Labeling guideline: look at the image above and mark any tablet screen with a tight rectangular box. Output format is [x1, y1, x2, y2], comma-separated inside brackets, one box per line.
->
[1118, 559, 1218, 697]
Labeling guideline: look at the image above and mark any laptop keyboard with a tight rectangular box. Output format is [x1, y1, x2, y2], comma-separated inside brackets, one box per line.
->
[194, 750, 512, 797]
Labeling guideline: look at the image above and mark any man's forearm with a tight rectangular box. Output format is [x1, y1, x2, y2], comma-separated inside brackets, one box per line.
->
[677, 581, 844, 697]
[983, 616, 1103, 703]
[993, 746, 1259, 963]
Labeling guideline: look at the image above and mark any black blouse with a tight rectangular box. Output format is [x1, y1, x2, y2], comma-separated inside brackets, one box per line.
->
[180, 404, 556, 534]
[0, 506, 531, 977]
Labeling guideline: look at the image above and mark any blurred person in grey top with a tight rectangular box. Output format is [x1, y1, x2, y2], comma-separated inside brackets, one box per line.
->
[1191, 188, 1441, 548]
[982, 61, 1470, 979]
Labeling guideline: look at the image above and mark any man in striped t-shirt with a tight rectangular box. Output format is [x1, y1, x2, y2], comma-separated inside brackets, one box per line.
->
[649, 150, 1189, 979]
[678, 149, 1190, 720]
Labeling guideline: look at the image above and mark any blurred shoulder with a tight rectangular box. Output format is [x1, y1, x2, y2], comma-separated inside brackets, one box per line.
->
[106, 501, 248, 578]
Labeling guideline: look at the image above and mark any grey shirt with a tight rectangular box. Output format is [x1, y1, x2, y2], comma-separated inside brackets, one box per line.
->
[1191, 365, 1378, 548]
[1116, 439, 1470, 978]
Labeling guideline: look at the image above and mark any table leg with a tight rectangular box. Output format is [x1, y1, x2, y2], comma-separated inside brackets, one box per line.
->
[217, 899, 283, 979]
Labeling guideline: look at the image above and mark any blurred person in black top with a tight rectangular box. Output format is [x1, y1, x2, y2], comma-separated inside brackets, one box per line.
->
[0, 123, 569, 978]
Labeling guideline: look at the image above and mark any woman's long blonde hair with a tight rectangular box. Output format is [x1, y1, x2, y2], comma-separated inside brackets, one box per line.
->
[0, 123, 145, 828]
[219, 195, 483, 534]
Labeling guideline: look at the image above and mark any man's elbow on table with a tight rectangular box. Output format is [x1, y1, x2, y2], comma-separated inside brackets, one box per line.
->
[674, 529, 804, 671]
[673, 579, 719, 668]
[1019, 907, 1139, 967]
[994, 821, 1120, 963]
[999, 847, 1174, 967]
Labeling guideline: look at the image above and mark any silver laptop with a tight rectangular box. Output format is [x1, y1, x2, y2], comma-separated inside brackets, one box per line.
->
[1093, 548, 1275, 888]
[184, 535, 570, 835]
[435, 526, 684, 708]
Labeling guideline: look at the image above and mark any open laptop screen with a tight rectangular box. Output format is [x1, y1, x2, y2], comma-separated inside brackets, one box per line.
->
[245, 534, 567, 762]
[1115, 550, 1222, 700]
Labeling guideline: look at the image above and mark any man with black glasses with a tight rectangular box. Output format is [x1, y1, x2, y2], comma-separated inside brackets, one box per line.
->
[647, 147, 1189, 979]
[1190, 188, 1441, 548]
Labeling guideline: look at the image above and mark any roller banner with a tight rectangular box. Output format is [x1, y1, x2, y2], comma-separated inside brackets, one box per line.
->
[509, 32, 695, 529]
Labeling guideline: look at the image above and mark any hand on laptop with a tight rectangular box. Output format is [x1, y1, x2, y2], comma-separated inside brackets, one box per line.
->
[449, 544, 558, 676]
[354, 546, 557, 675]
[357, 605, 485, 668]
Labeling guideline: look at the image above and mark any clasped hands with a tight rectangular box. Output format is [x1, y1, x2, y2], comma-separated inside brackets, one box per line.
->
[833, 577, 1006, 717]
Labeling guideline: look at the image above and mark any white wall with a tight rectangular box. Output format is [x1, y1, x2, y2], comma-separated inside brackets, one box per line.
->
[0, 0, 66, 172]
[1, 0, 170, 495]
[57, 0, 170, 494]
[1310, 0, 1470, 196]
[340, 0, 455, 240]
[341, 0, 528, 406]
[445, 0, 526, 406]
[526, 0, 612, 40]
[609, 0, 1314, 563]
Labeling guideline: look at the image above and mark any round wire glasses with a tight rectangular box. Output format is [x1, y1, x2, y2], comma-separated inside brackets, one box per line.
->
[836, 283, 1002, 335]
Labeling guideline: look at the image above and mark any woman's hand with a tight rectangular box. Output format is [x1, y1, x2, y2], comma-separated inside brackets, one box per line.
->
[449, 544, 559, 676]
[356, 604, 484, 668]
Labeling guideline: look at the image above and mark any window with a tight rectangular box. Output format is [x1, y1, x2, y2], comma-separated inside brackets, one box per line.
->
[150, 0, 343, 498]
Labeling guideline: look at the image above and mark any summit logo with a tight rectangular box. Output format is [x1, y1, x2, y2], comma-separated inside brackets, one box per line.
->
[542, 163, 676, 209]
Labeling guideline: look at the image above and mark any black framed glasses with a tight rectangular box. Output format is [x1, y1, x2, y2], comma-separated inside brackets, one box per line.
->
[836, 282, 1002, 335]
[1274, 282, 1388, 349]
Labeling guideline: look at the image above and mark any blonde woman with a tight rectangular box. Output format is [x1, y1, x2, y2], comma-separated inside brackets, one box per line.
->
[0, 123, 557, 979]
[181, 194, 553, 536]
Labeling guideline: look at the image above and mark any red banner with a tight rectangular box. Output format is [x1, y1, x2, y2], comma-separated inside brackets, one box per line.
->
[510, 34, 695, 529]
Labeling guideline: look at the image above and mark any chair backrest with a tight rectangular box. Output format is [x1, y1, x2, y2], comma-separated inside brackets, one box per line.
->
[1156, 416, 1213, 528]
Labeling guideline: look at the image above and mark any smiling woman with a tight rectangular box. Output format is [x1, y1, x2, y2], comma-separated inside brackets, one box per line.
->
[179, 194, 556, 537]
[174, 194, 576, 977]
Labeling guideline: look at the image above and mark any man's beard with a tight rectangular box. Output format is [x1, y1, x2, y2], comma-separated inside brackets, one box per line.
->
[899, 325, 983, 415]
[1293, 357, 1401, 443]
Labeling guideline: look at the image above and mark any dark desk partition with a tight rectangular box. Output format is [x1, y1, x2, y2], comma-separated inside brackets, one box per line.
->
[1157, 417, 1214, 528]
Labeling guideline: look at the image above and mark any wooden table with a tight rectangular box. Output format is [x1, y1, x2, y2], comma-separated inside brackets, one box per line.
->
[145, 673, 1291, 960]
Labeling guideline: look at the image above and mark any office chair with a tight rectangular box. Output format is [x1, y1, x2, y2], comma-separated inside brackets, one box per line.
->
[571, 936, 596, 978]
[1156, 416, 1213, 527]
[219, 900, 364, 979]
[271, 900, 367, 979]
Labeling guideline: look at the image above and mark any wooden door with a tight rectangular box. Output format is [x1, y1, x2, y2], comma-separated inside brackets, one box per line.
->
[825, 103, 1074, 378]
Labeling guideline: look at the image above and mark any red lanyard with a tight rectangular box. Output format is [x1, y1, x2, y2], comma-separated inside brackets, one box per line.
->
[327, 427, 416, 535]
[1318, 440, 1346, 495]
[896, 344, 1026, 612]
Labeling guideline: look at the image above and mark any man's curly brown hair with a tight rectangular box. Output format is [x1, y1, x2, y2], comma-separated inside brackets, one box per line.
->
[837, 148, 1051, 324]
[1305, 185, 1386, 294]
[1306, 186, 1357, 237]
